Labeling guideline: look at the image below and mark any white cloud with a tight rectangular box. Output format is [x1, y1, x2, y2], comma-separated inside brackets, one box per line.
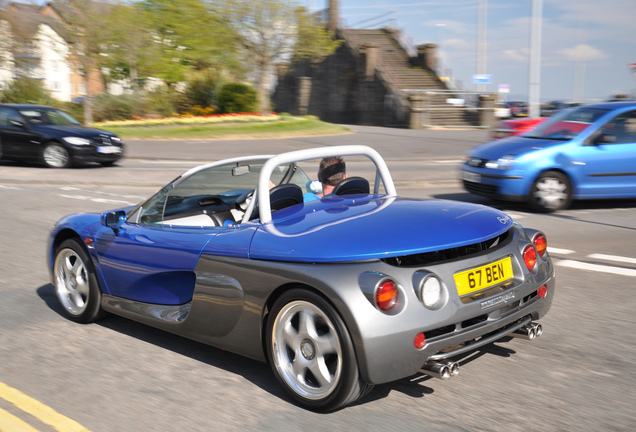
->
[557, 44, 608, 61]
[502, 49, 527, 63]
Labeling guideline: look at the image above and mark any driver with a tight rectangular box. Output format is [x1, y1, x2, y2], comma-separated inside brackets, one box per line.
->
[304, 156, 347, 202]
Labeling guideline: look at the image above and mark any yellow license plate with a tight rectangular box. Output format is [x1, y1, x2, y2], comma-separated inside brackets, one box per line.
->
[454, 257, 514, 296]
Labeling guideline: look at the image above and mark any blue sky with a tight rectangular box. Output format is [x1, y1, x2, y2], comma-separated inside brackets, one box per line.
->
[301, 0, 636, 102]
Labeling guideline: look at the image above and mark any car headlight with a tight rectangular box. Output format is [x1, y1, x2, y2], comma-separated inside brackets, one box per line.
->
[63, 137, 91, 145]
[111, 136, 121, 142]
[485, 155, 516, 170]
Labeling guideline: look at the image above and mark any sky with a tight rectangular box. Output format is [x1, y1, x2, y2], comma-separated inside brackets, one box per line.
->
[301, 0, 636, 102]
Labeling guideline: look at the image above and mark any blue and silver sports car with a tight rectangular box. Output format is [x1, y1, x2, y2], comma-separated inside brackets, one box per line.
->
[48, 145, 555, 411]
[462, 101, 636, 211]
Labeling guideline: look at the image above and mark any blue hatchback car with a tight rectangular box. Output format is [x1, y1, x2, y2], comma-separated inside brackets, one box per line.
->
[462, 101, 636, 211]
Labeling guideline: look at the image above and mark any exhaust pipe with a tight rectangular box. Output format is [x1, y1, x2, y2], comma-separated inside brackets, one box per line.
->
[511, 322, 542, 340]
[420, 360, 459, 379]
[439, 360, 460, 377]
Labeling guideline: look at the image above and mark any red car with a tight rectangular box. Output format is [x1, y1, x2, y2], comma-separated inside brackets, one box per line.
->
[490, 117, 547, 140]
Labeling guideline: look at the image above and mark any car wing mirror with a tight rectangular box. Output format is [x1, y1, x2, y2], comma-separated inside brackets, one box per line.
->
[586, 130, 614, 146]
[101, 210, 127, 230]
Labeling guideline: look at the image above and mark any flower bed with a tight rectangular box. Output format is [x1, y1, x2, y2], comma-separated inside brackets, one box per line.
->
[95, 112, 285, 128]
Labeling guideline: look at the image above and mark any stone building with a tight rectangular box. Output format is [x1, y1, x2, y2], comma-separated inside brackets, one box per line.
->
[272, 1, 495, 128]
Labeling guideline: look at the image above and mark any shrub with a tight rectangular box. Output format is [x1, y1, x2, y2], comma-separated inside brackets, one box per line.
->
[217, 83, 257, 114]
[185, 75, 218, 110]
[145, 87, 180, 118]
[91, 94, 148, 123]
[0, 78, 54, 105]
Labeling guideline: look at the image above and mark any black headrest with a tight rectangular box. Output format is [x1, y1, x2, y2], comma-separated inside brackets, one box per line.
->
[269, 183, 304, 212]
[332, 177, 370, 196]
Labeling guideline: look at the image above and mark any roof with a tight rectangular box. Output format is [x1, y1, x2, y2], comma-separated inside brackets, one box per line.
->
[0, 8, 69, 42]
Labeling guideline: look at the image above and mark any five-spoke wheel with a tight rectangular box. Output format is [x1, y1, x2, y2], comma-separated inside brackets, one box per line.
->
[53, 239, 104, 323]
[266, 289, 372, 411]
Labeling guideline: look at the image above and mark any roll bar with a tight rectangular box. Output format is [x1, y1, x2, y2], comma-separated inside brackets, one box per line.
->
[241, 145, 396, 224]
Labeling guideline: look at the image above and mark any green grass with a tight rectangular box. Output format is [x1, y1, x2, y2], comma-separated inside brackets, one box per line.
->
[104, 116, 350, 140]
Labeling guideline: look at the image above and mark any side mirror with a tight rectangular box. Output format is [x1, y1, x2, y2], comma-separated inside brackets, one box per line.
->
[101, 210, 127, 230]
[585, 130, 614, 146]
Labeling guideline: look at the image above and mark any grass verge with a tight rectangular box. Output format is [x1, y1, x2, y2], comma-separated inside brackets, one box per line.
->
[104, 116, 350, 140]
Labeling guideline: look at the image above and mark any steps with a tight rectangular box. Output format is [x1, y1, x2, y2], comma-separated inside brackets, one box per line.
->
[345, 29, 472, 126]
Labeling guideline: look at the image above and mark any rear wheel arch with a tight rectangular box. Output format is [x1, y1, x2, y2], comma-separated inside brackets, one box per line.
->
[263, 286, 372, 410]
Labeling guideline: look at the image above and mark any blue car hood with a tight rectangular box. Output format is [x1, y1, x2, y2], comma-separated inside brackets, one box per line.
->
[249, 196, 513, 262]
[471, 136, 564, 159]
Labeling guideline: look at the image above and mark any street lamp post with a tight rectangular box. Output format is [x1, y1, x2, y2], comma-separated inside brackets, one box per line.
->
[528, 0, 543, 118]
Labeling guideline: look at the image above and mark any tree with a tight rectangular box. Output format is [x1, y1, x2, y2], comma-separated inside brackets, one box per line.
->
[57, 0, 121, 124]
[101, 2, 156, 93]
[293, 8, 341, 65]
[221, 0, 298, 114]
[138, 0, 238, 88]
[220, 1, 340, 114]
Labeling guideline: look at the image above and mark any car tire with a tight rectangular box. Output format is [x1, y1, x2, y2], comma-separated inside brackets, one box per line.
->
[53, 238, 105, 323]
[529, 171, 572, 212]
[266, 289, 372, 411]
[42, 142, 71, 168]
[100, 161, 116, 167]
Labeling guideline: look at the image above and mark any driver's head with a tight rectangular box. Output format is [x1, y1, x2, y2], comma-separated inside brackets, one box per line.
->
[318, 157, 346, 186]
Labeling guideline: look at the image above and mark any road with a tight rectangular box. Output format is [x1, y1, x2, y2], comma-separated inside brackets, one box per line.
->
[1, 126, 635, 431]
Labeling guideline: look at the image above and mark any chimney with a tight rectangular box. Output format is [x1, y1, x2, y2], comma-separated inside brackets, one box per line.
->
[328, 0, 339, 33]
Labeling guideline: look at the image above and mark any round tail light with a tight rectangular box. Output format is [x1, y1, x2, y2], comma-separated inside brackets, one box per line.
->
[376, 280, 398, 311]
[523, 245, 537, 271]
[533, 234, 547, 257]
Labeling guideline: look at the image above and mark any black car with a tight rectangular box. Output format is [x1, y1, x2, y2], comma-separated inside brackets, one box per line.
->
[0, 104, 124, 168]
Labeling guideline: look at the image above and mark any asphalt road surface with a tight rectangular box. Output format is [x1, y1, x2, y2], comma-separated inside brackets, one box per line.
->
[1, 126, 635, 431]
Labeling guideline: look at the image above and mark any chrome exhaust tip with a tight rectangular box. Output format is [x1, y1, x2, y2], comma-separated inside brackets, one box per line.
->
[511, 324, 537, 340]
[532, 323, 543, 337]
[420, 361, 451, 380]
[439, 360, 460, 377]
[511, 322, 543, 340]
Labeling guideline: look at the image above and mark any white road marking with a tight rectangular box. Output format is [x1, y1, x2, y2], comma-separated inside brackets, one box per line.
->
[547, 247, 575, 255]
[139, 160, 203, 165]
[557, 260, 636, 277]
[58, 194, 135, 206]
[587, 253, 636, 265]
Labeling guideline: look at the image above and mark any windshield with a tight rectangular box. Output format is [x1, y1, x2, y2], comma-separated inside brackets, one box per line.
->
[19, 108, 82, 126]
[525, 107, 608, 140]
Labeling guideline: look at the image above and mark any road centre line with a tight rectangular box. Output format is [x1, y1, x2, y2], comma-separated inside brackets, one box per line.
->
[0, 382, 91, 432]
[557, 260, 636, 277]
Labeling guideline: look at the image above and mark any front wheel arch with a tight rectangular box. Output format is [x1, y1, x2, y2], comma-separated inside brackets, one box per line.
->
[42, 140, 72, 168]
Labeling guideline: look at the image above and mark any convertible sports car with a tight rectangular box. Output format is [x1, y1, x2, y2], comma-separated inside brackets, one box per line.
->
[48, 145, 555, 411]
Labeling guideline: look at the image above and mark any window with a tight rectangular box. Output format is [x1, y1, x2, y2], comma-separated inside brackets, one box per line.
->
[132, 161, 309, 227]
[598, 110, 636, 144]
